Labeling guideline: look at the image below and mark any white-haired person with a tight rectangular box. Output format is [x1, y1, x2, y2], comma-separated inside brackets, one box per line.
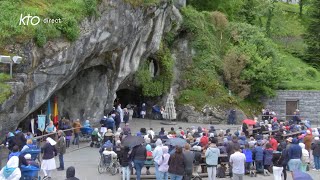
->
[41, 137, 57, 180]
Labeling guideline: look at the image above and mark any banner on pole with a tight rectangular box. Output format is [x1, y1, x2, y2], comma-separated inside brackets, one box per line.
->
[38, 115, 46, 132]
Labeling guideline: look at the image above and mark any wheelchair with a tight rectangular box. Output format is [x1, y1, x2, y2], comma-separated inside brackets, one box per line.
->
[97, 154, 120, 175]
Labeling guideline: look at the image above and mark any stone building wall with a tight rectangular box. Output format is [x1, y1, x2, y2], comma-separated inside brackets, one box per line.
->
[264, 90, 320, 124]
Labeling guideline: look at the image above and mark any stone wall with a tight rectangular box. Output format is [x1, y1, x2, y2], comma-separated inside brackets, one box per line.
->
[264, 90, 320, 123]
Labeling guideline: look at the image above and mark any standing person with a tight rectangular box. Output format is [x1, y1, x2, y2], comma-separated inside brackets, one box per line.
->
[299, 143, 310, 172]
[106, 115, 115, 132]
[130, 144, 146, 180]
[117, 104, 124, 123]
[114, 112, 121, 131]
[228, 109, 236, 125]
[56, 130, 66, 171]
[153, 139, 163, 180]
[303, 130, 313, 153]
[41, 137, 57, 180]
[61, 120, 72, 148]
[183, 144, 194, 180]
[229, 146, 246, 180]
[311, 136, 320, 171]
[242, 144, 253, 174]
[288, 138, 302, 171]
[72, 119, 81, 145]
[168, 146, 185, 180]
[157, 146, 170, 180]
[226, 136, 240, 177]
[141, 103, 146, 119]
[128, 107, 134, 123]
[123, 108, 129, 124]
[120, 146, 130, 180]
[269, 135, 278, 151]
[272, 150, 284, 180]
[45, 121, 57, 139]
[14, 129, 27, 151]
[0, 156, 21, 180]
[205, 139, 220, 180]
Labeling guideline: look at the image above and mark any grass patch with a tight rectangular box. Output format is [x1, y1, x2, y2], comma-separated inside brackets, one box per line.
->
[0, 73, 12, 104]
[0, 0, 100, 48]
[124, 0, 160, 7]
[278, 52, 320, 90]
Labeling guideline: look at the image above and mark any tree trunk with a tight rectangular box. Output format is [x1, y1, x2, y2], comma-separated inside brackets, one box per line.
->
[299, 0, 303, 17]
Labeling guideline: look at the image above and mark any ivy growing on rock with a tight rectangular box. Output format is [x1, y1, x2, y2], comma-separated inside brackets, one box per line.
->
[136, 44, 174, 97]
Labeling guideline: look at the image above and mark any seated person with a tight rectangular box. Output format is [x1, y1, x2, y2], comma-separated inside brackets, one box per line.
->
[21, 139, 37, 152]
[91, 128, 102, 147]
[22, 154, 39, 168]
[99, 140, 115, 156]
[103, 129, 114, 144]
[83, 120, 91, 128]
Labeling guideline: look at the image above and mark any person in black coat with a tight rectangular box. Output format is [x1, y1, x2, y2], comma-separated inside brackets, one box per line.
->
[130, 144, 146, 180]
[41, 137, 57, 179]
[14, 129, 27, 151]
[66, 166, 79, 180]
[120, 146, 130, 180]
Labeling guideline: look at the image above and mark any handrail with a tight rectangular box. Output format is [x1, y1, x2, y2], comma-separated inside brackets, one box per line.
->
[33, 127, 85, 149]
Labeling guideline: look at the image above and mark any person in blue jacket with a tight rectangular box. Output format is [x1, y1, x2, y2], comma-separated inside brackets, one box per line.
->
[288, 138, 302, 171]
[253, 141, 264, 173]
[242, 144, 253, 174]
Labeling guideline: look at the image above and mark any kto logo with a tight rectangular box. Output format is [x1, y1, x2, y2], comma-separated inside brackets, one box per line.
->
[19, 14, 40, 25]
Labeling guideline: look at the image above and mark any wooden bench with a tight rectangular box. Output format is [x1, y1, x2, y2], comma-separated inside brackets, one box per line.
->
[262, 129, 279, 135]
[282, 131, 302, 138]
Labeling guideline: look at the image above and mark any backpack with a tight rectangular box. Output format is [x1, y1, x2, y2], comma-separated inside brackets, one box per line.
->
[216, 165, 226, 178]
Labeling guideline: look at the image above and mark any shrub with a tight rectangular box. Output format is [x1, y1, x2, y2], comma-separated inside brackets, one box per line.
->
[305, 67, 317, 78]
[35, 28, 47, 47]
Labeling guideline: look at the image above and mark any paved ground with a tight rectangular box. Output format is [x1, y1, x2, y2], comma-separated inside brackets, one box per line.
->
[2, 118, 319, 179]
[44, 118, 319, 179]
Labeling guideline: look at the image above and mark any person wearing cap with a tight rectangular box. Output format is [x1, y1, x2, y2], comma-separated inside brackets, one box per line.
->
[56, 130, 66, 171]
[311, 136, 320, 171]
[287, 138, 302, 172]
[303, 130, 313, 153]
[41, 137, 57, 180]
[23, 154, 39, 168]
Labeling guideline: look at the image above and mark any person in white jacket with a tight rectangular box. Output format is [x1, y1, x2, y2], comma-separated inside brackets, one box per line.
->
[0, 156, 21, 180]
[299, 143, 310, 172]
[153, 139, 163, 180]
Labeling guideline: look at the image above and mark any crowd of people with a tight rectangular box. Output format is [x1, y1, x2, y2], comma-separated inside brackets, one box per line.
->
[1, 106, 320, 180]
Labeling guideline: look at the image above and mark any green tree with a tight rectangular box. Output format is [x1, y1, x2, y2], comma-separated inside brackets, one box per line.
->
[239, 0, 257, 25]
[305, 0, 320, 63]
[224, 23, 283, 99]
[266, 0, 277, 37]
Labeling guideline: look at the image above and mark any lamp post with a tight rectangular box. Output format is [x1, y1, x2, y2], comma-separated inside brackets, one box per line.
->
[0, 55, 22, 78]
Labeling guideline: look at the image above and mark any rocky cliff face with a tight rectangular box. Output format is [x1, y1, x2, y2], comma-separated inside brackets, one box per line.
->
[0, 0, 183, 131]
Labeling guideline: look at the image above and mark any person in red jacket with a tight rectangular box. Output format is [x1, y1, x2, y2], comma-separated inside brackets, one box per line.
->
[200, 133, 209, 147]
[269, 135, 278, 151]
